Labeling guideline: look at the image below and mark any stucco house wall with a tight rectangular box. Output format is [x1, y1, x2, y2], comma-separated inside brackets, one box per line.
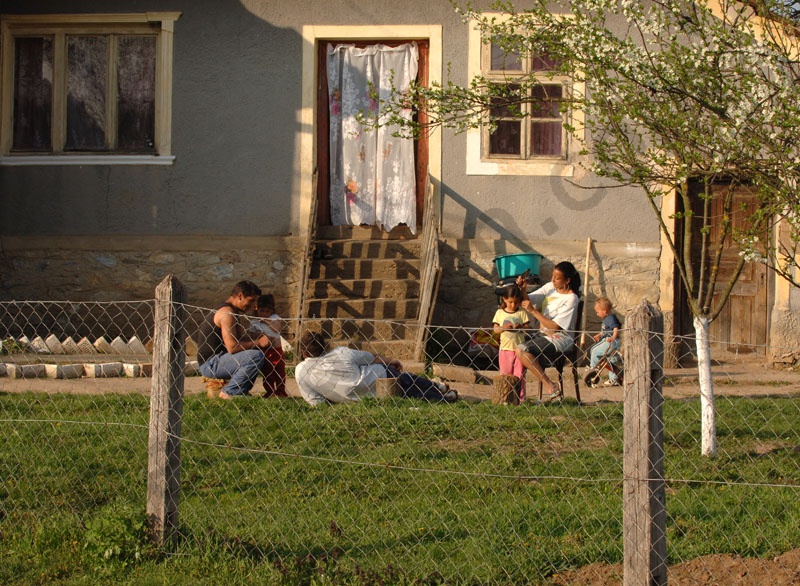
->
[1, 0, 794, 356]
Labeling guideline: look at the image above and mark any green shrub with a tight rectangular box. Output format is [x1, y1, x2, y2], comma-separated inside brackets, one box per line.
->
[83, 502, 155, 567]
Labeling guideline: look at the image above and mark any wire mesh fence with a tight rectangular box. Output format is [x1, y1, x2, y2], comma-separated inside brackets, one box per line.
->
[1, 296, 799, 584]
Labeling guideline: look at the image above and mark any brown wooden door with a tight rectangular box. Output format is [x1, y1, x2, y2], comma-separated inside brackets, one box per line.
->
[677, 181, 771, 352]
[706, 185, 770, 350]
[315, 40, 429, 228]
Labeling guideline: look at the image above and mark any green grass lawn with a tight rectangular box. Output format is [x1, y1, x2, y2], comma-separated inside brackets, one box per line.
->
[1, 392, 798, 585]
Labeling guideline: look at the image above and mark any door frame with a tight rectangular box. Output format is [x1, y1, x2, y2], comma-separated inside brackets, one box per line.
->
[299, 25, 442, 237]
[316, 40, 430, 228]
[672, 180, 773, 353]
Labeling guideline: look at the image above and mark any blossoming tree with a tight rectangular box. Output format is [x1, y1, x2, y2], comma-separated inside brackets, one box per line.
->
[375, 0, 800, 455]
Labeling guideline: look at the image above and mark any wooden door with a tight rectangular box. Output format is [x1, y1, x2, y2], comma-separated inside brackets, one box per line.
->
[315, 40, 429, 228]
[706, 185, 771, 350]
[677, 181, 771, 352]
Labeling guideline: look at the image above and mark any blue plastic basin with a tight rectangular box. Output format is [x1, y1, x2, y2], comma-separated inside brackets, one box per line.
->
[494, 253, 542, 280]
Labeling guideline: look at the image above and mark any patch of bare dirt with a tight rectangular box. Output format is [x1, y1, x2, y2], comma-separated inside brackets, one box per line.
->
[549, 548, 800, 585]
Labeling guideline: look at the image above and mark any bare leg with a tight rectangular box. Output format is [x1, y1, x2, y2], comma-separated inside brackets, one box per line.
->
[515, 348, 560, 397]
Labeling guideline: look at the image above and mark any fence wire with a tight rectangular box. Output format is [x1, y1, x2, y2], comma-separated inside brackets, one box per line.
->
[1, 299, 799, 584]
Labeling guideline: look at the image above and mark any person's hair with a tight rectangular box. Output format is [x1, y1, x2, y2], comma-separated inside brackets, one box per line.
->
[231, 280, 261, 298]
[257, 294, 276, 312]
[554, 261, 581, 296]
[300, 331, 327, 358]
[501, 283, 525, 307]
[595, 296, 614, 312]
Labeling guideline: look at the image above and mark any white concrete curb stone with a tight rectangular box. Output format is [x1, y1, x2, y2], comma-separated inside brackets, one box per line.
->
[46, 364, 85, 379]
[84, 362, 123, 378]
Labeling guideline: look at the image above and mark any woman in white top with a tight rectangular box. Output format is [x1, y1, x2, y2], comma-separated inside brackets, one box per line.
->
[515, 261, 582, 401]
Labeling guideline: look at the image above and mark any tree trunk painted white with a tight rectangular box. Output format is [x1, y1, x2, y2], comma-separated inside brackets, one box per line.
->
[694, 316, 717, 457]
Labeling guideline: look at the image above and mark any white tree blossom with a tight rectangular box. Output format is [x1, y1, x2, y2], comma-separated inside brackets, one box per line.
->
[374, 0, 800, 456]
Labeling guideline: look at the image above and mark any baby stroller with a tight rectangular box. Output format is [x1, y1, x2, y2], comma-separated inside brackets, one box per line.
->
[583, 345, 624, 388]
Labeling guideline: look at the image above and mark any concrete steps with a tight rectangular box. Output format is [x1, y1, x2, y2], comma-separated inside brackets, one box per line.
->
[310, 278, 420, 300]
[306, 298, 420, 320]
[303, 318, 422, 342]
[325, 239, 421, 259]
[316, 225, 418, 240]
[304, 225, 423, 359]
[329, 339, 418, 359]
[309, 258, 420, 280]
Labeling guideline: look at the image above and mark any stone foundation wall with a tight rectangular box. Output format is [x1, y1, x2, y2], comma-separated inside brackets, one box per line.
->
[434, 238, 662, 329]
[769, 308, 800, 367]
[6, 234, 793, 361]
[0, 235, 303, 316]
[2, 235, 664, 332]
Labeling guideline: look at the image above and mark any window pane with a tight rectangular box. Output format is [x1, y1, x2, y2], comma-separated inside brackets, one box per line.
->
[489, 120, 521, 155]
[532, 53, 560, 72]
[530, 85, 563, 118]
[490, 84, 523, 118]
[66, 35, 108, 150]
[530, 121, 562, 156]
[13, 37, 53, 150]
[490, 42, 522, 71]
[117, 36, 156, 152]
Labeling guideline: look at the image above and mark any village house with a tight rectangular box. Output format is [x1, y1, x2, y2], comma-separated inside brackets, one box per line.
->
[1, 0, 797, 360]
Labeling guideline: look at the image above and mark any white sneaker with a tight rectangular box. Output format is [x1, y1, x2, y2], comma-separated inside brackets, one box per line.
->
[603, 379, 620, 387]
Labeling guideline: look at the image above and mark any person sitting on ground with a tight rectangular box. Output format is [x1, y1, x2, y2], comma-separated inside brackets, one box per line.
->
[249, 293, 288, 397]
[197, 280, 272, 399]
[294, 331, 458, 406]
[588, 296, 622, 387]
[514, 261, 582, 401]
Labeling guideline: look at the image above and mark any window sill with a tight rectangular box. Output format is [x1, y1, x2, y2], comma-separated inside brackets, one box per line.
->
[467, 157, 574, 177]
[466, 131, 574, 177]
[0, 155, 176, 166]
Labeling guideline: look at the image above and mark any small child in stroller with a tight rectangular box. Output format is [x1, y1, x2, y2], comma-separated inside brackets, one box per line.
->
[584, 297, 624, 387]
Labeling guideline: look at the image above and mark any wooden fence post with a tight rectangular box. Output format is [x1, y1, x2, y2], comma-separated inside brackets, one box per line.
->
[623, 300, 667, 586]
[147, 275, 187, 545]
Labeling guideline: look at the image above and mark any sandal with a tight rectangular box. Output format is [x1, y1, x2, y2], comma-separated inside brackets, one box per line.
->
[544, 383, 563, 402]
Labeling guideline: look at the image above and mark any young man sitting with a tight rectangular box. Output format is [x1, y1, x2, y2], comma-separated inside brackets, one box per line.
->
[197, 280, 273, 399]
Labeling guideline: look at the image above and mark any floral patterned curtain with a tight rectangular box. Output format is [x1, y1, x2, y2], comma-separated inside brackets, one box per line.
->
[327, 42, 418, 233]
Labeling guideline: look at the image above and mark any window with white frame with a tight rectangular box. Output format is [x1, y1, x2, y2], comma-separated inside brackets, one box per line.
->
[484, 42, 567, 160]
[1, 13, 180, 162]
[466, 18, 580, 176]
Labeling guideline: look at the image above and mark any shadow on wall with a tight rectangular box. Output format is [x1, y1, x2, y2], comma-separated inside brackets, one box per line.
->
[431, 181, 619, 331]
[432, 182, 547, 327]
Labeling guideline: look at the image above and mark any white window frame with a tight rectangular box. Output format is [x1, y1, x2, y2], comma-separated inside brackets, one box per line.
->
[466, 14, 584, 177]
[482, 45, 569, 160]
[0, 13, 180, 166]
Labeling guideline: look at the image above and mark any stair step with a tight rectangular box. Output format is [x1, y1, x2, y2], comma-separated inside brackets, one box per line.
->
[316, 225, 419, 241]
[310, 258, 420, 280]
[329, 339, 419, 361]
[323, 240, 421, 259]
[310, 278, 420, 300]
[302, 318, 421, 341]
[304, 225, 424, 325]
[307, 298, 420, 320]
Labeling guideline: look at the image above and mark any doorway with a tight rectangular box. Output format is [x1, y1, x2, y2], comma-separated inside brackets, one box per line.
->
[315, 39, 429, 231]
[674, 180, 772, 352]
